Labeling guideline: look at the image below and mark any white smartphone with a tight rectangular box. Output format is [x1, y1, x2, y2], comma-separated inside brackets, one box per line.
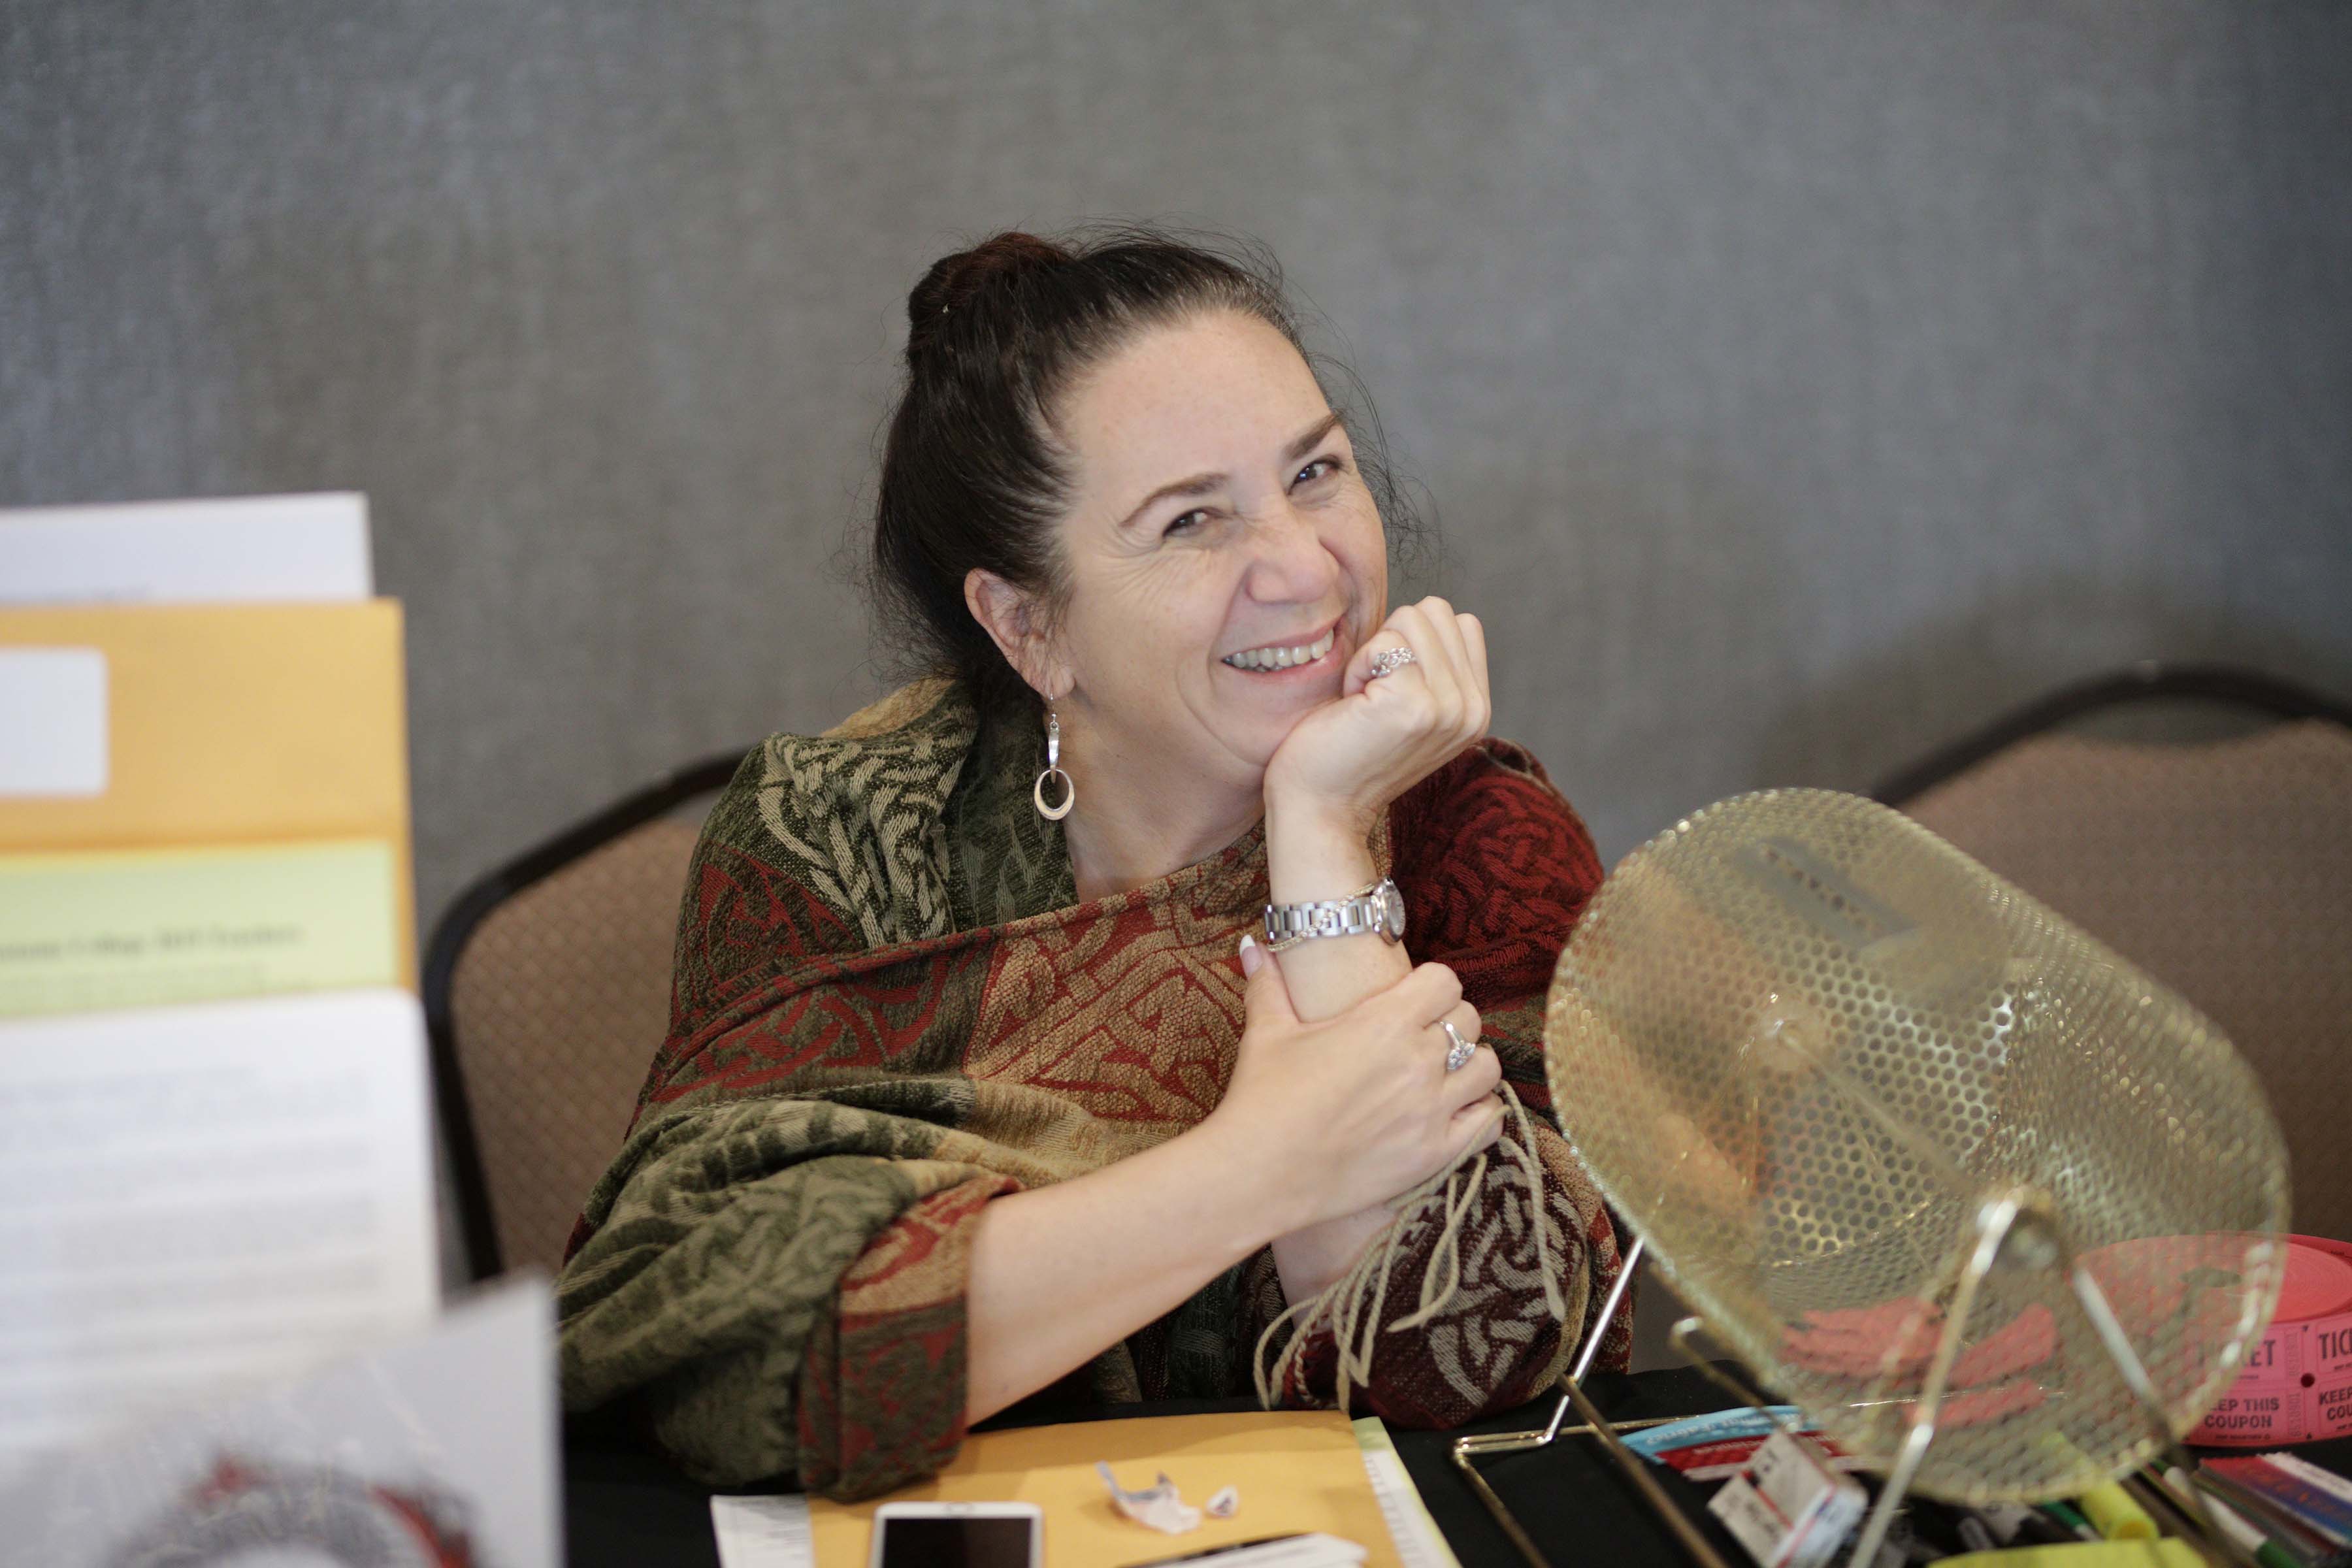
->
[868, 1500, 1043, 1568]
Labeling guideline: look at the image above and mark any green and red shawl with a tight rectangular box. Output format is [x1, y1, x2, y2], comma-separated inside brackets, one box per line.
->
[555, 679, 1630, 1498]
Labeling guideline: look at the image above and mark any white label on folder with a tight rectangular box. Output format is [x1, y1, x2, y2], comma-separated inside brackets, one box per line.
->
[0, 647, 107, 796]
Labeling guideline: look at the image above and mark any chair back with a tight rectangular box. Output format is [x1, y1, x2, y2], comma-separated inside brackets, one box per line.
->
[1893, 700, 2352, 1242]
[426, 754, 742, 1279]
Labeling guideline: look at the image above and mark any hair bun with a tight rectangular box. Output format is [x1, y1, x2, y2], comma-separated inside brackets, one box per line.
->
[906, 233, 1071, 361]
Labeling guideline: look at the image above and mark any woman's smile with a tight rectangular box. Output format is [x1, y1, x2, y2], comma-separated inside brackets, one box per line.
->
[1220, 617, 1344, 678]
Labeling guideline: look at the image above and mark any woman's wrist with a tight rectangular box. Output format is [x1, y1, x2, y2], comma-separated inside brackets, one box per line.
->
[1271, 1203, 1396, 1301]
[1187, 1107, 1323, 1239]
[1262, 787, 1377, 905]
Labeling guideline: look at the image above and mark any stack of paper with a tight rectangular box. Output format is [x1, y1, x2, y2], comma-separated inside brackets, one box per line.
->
[0, 988, 440, 1465]
[0, 495, 457, 1486]
[1, 495, 412, 1016]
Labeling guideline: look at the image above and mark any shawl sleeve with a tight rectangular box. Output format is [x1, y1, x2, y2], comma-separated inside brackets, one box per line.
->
[1252, 738, 1635, 1425]
[556, 739, 1019, 1499]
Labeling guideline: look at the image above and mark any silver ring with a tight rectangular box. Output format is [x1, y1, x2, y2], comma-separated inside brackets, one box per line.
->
[1443, 1020, 1476, 1073]
[1367, 645, 1418, 680]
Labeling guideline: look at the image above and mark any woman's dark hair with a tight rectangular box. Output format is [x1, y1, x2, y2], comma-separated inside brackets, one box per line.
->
[869, 223, 1426, 727]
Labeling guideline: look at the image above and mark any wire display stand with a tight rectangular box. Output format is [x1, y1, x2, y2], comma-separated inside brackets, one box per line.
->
[1450, 1233, 2261, 1568]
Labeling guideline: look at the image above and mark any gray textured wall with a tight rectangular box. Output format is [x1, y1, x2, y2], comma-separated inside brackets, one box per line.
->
[5, 1, 2349, 934]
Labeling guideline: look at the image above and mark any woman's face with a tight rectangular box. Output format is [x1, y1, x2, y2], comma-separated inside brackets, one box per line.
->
[1044, 310, 1390, 794]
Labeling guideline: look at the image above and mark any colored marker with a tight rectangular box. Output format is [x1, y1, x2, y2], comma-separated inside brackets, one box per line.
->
[2163, 1467, 2310, 1568]
[2040, 1501, 2101, 1541]
[2080, 1480, 2158, 1541]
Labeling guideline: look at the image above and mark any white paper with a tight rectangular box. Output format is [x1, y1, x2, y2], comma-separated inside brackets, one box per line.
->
[1130, 1540, 1367, 1568]
[0, 988, 438, 1469]
[1708, 1432, 1864, 1568]
[0, 1276, 557, 1568]
[1099, 1460, 1206, 1533]
[711, 1494, 817, 1568]
[0, 492, 371, 604]
[0, 647, 106, 796]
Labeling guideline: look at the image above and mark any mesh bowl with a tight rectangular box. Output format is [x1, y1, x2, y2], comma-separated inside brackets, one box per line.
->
[1546, 789, 2289, 1501]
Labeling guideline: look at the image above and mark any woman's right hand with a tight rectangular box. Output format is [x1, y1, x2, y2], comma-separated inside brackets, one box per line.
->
[1205, 936, 1505, 1232]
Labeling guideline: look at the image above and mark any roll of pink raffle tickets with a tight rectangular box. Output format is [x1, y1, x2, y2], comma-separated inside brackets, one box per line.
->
[2191, 1234, 2352, 1446]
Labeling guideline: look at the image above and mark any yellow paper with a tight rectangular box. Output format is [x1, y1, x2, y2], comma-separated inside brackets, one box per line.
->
[1946, 1544, 2200, 1568]
[0, 840, 402, 1017]
[0, 601, 414, 983]
[810, 1409, 1402, 1568]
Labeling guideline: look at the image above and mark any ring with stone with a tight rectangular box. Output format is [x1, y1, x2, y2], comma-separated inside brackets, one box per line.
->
[1367, 645, 1418, 680]
[1442, 1020, 1477, 1073]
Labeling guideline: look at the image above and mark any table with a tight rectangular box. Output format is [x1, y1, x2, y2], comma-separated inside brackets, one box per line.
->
[563, 1369, 2352, 1568]
[565, 1367, 1786, 1568]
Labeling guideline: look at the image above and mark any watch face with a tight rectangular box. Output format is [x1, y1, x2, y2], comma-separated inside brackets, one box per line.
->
[1382, 881, 1407, 939]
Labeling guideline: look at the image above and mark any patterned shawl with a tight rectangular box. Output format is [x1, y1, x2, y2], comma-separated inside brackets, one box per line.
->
[555, 679, 1630, 1498]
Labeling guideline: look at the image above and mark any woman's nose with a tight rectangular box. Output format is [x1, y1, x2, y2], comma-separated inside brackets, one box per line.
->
[1240, 506, 1338, 603]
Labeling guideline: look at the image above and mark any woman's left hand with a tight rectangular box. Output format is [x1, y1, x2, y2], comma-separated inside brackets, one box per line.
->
[1262, 595, 1491, 841]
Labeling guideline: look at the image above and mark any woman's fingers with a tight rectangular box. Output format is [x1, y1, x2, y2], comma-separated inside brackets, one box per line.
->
[1305, 960, 1465, 1058]
[1457, 608, 1486, 669]
[1363, 603, 1442, 711]
[1379, 598, 1485, 747]
[1343, 625, 1403, 694]
[1457, 611, 1491, 737]
[1434, 992, 1496, 1097]
[1440, 1043, 1503, 1111]
[1388, 600, 1461, 714]
[1289, 596, 1488, 816]
[1418, 598, 1487, 745]
[1435, 999, 1484, 1062]
[1414, 596, 1473, 688]
[1378, 960, 1461, 1023]
[1446, 1095, 1507, 1160]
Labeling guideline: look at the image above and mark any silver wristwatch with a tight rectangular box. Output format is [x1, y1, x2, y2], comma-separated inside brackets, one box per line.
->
[1262, 877, 1407, 952]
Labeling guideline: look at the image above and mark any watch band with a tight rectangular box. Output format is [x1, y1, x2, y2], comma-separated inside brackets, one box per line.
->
[1263, 879, 1403, 953]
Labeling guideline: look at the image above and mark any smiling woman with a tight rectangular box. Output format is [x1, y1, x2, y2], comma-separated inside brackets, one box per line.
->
[551, 227, 1633, 1499]
[966, 306, 1396, 897]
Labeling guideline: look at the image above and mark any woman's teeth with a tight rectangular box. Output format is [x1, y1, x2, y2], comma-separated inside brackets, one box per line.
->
[1222, 627, 1336, 672]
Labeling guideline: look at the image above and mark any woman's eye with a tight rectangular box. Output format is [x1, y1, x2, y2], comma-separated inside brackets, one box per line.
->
[1163, 510, 1208, 538]
[1292, 457, 1340, 487]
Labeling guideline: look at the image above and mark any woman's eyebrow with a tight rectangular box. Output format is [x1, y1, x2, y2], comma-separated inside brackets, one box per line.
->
[1115, 413, 1349, 532]
[1282, 411, 1345, 463]
[1115, 472, 1223, 533]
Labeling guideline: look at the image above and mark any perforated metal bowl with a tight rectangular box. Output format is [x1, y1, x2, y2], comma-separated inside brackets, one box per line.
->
[1546, 789, 2288, 1500]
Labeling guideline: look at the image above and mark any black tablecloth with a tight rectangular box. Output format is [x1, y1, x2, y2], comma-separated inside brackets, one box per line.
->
[563, 1371, 2352, 1568]
[1389, 1365, 1768, 1568]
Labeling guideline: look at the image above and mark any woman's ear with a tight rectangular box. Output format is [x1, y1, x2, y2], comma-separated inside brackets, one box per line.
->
[964, 568, 1073, 702]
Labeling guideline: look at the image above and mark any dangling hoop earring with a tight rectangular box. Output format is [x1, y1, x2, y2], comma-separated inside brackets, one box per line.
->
[1032, 709, 1074, 822]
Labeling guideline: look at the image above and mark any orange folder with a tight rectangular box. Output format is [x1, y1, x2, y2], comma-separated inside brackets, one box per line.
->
[0, 600, 416, 984]
[809, 1409, 1405, 1567]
